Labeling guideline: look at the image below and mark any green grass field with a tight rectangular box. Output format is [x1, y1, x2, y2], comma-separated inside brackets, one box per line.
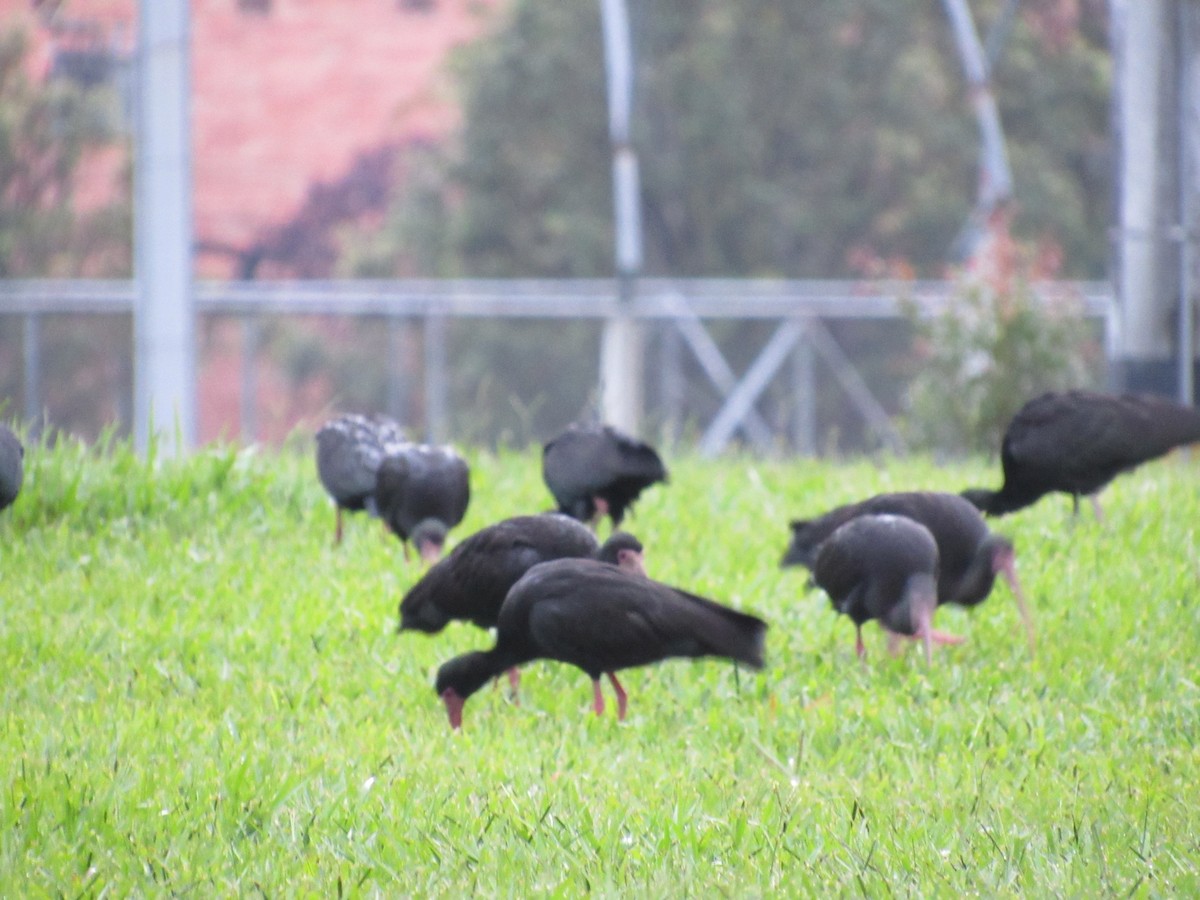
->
[1, 435, 1198, 896]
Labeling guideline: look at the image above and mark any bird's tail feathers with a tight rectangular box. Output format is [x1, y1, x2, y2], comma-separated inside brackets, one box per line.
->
[674, 589, 768, 669]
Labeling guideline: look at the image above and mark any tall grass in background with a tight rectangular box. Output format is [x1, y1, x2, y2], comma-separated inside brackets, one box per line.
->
[1, 432, 1197, 895]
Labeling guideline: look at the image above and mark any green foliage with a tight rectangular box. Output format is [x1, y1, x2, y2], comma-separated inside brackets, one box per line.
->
[1, 441, 1199, 893]
[0, 26, 131, 277]
[902, 258, 1100, 455]
[350, 0, 1110, 280]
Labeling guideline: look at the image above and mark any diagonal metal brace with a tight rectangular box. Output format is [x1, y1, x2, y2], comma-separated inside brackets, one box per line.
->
[664, 294, 775, 448]
[699, 319, 808, 457]
[805, 320, 906, 453]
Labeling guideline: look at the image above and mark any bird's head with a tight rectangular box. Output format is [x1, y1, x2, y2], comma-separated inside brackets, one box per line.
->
[434, 652, 496, 730]
[411, 518, 448, 565]
[598, 531, 647, 576]
[780, 519, 817, 568]
[398, 577, 452, 634]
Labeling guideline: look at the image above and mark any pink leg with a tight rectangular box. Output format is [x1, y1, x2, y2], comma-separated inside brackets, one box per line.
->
[607, 672, 628, 721]
[886, 630, 904, 656]
[888, 626, 965, 647]
[855, 626, 866, 661]
[1090, 494, 1104, 523]
[507, 667, 521, 705]
[591, 678, 605, 716]
[335, 508, 344, 546]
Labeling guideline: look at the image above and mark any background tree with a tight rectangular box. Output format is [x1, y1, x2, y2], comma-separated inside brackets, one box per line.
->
[0, 26, 132, 439]
[339, 0, 1109, 447]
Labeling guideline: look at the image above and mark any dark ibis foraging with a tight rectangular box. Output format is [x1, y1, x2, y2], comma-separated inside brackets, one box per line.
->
[811, 514, 939, 664]
[375, 443, 470, 563]
[315, 413, 406, 545]
[434, 558, 767, 729]
[399, 516, 647, 695]
[399, 513, 606, 634]
[962, 389, 1200, 519]
[0, 424, 23, 513]
[783, 490, 1034, 652]
[542, 423, 668, 529]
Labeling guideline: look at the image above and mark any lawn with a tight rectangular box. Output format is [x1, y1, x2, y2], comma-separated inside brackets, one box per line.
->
[1, 434, 1197, 896]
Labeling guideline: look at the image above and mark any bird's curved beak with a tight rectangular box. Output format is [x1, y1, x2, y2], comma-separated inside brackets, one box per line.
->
[441, 688, 465, 730]
[997, 549, 1036, 656]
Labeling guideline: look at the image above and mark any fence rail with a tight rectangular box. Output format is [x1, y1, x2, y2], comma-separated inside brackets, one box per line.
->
[0, 278, 1114, 453]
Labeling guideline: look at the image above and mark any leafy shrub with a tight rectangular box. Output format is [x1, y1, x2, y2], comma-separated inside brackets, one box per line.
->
[901, 236, 1101, 455]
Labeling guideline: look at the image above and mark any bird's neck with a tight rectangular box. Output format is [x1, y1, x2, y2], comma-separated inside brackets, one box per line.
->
[454, 647, 525, 701]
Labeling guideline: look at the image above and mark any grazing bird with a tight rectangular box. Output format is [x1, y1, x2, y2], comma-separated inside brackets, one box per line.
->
[0, 424, 24, 513]
[542, 423, 668, 529]
[782, 491, 1034, 651]
[401, 518, 648, 697]
[434, 558, 767, 729]
[962, 389, 1200, 519]
[399, 513, 606, 634]
[811, 514, 938, 664]
[375, 443, 470, 563]
[315, 413, 406, 545]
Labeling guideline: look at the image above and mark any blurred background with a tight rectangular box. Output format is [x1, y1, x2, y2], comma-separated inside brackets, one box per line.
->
[0, 0, 1180, 456]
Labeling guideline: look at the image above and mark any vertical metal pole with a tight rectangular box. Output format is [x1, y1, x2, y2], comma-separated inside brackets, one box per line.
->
[240, 316, 258, 443]
[424, 309, 447, 443]
[1179, 0, 1198, 406]
[599, 0, 643, 432]
[1111, 0, 1174, 392]
[134, 0, 195, 454]
[22, 313, 41, 436]
[791, 331, 816, 456]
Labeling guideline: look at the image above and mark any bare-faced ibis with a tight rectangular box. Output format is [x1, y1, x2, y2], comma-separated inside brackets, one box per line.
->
[434, 557, 767, 729]
[0, 424, 23, 513]
[399, 513, 606, 634]
[811, 514, 939, 664]
[542, 423, 668, 529]
[962, 389, 1200, 519]
[315, 413, 406, 545]
[375, 443, 470, 563]
[783, 490, 1033, 651]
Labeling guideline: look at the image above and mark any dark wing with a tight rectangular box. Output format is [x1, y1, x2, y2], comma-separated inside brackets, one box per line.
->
[518, 560, 764, 674]
[813, 515, 939, 625]
[1004, 390, 1200, 494]
[400, 515, 600, 631]
[316, 415, 390, 509]
[0, 424, 23, 511]
[377, 444, 470, 537]
[543, 424, 667, 522]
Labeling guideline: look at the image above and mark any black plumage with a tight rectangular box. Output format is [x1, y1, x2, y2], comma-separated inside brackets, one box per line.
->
[375, 443, 471, 563]
[812, 514, 939, 663]
[434, 558, 767, 729]
[962, 389, 1200, 518]
[0, 424, 24, 513]
[782, 490, 1034, 651]
[399, 513, 603, 634]
[315, 413, 406, 544]
[542, 423, 668, 528]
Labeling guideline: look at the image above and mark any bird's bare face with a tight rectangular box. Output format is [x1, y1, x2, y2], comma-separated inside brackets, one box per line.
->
[440, 688, 465, 730]
[419, 538, 444, 566]
[616, 548, 647, 577]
